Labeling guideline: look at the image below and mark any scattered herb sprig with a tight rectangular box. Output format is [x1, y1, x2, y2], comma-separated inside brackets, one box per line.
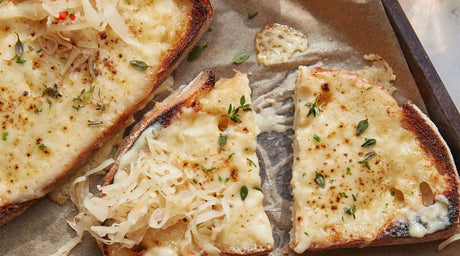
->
[358, 151, 377, 170]
[344, 203, 356, 219]
[314, 172, 325, 188]
[228, 95, 252, 122]
[305, 97, 322, 117]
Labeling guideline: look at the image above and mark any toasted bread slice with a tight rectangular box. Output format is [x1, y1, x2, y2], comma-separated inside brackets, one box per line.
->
[0, 0, 213, 226]
[79, 71, 274, 255]
[290, 67, 460, 253]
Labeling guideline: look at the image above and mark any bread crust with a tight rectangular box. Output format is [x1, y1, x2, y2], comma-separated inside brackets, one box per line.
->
[0, 0, 213, 226]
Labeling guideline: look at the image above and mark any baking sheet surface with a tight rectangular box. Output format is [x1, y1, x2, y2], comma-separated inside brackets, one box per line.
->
[1, 0, 459, 255]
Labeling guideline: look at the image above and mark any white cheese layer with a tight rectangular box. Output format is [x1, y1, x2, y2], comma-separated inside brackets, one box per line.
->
[88, 72, 273, 255]
[291, 67, 450, 253]
[0, 0, 191, 205]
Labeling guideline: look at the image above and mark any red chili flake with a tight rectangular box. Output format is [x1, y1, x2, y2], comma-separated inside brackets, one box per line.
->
[56, 11, 68, 21]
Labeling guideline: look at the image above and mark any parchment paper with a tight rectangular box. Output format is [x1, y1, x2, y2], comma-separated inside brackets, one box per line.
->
[1, 0, 458, 255]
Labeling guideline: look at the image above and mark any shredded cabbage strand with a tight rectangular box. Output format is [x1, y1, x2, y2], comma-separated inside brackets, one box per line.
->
[55, 128, 230, 255]
[0, 0, 140, 75]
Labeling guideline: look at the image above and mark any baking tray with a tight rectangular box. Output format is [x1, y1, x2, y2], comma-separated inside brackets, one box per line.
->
[0, 0, 459, 255]
[382, 0, 460, 169]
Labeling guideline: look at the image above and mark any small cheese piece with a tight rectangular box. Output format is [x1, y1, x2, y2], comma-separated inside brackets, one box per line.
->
[254, 23, 309, 65]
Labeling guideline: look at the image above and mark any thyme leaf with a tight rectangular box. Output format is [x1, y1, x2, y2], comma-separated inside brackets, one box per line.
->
[356, 119, 369, 136]
[314, 172, 325, 188]
[232, 51, 250, 64]
[188, 42, 208, 61]
[129, 60, 149, 71]
[218, 133, 227, 151]
[361, 138, 376, 147]
[240, 185, 248, 201]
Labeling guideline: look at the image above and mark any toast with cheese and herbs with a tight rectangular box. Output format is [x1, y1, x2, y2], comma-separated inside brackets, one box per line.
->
[290, 67, 460, 253]
[0, 0, 213, 226]
[77, 70, 274, 256]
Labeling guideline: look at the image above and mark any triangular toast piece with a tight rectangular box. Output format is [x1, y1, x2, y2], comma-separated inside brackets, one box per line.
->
[0, 0, 212, 225]
[290, 67, 460, 253]
[81, 71, 273, 255]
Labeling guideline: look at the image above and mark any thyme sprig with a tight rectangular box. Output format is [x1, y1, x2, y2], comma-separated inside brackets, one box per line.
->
[305, 97, 322, 117]
[228, 95, 252, 122]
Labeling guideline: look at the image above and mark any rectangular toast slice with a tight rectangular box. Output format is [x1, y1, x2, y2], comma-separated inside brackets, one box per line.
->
[78, 70, 273, 256]
[290, 66, 460, 253]
[0, 0, 213, 225]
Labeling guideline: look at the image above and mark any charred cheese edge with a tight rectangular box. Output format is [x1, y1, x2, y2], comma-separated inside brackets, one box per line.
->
[290, 67, 460, 253]
[0, 0, 211, 210]
[87, 71, 273, 256]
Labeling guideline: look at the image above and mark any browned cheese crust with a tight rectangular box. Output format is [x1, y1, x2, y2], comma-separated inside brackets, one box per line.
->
[290, 67, 460, 252]
[0, 0, 213, 226]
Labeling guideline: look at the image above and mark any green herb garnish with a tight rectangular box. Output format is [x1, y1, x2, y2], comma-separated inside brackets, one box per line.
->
[359, 152, 376, 170]
[87, 120, 103, 126]
[188, 42, 209, 61]
[232, 51, 250, 64]
[247, 158, 257, 167]
[356, 119, 369, 136]
[2, 132, 9, 141]
[16, 57, 26, 64]
[72, 104, 84, 111]
[304, 231, 309, 237]
[15, 32, 24, 58]
[305, 97, 322, 117]
[361, 138, 376, 147]
[240, 185, 248, 201]
[42, 84, 62, 98]
[129, 60, 149, 71]
[33, 104, 42, 114]
[201, 166, 216, 172]
[314, 172, 325, 188]
[228, 95, 252, 122]
[313, 133, 320, 142]
[344, 204, 356, 219]
[38, 143, 47, 151]
[248, 12, 258, 19]
[218, 133, 227, 151]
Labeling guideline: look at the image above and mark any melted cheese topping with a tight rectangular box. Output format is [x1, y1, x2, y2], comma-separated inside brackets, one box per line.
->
[84, 72, 273, 255]
[291, 67, 450, 253]
[254, 23, 309, 65]
[0, 0, 192, 205]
